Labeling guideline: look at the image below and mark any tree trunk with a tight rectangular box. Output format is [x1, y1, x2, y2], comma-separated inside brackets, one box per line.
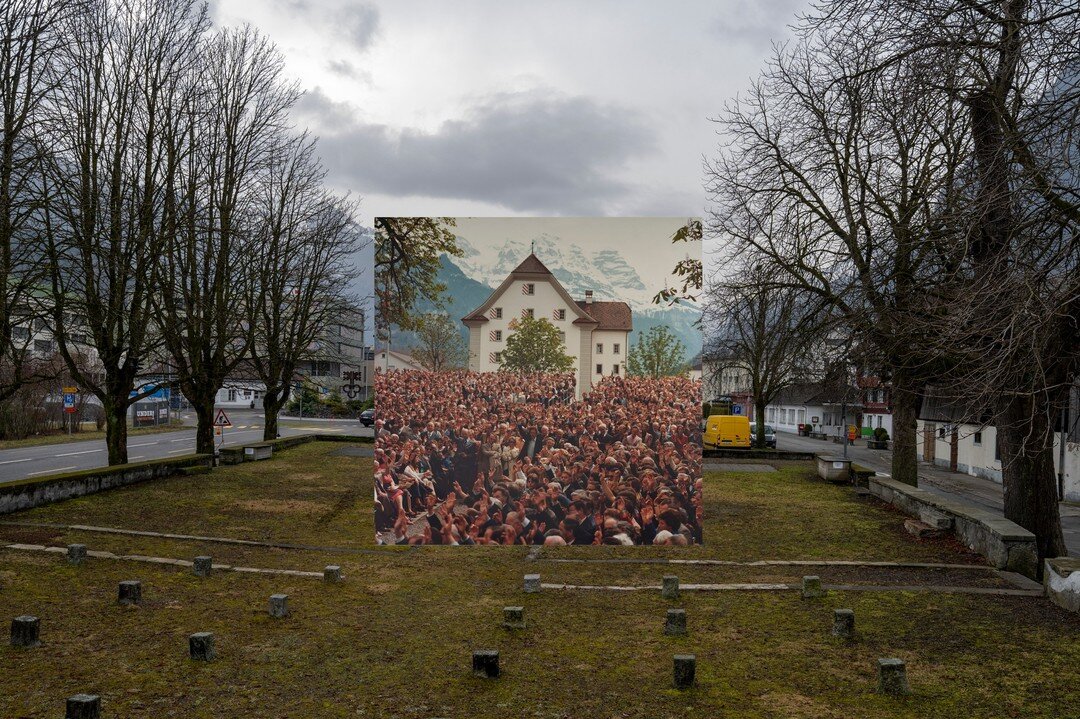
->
[755, 397, 767, 448]
[999, 392, 1066, 572]
[192, 395, 216, 456]
[890, 371, 919, 486]
[262, 385, 286, 441]
[103, 398, 128, 465]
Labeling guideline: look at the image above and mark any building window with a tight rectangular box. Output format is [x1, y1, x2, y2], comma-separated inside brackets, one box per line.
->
[613, 343, 620, 355]
[554, 309, 565, 321]
[613, 364, 619, 375]
[12, 326, 29, 340]
[522, 308, 534, 319]
[492, 330, 502, 341]
[973, 431, 982, 446]
[523, 283, 535, 295]
[494, 307, 503, 319]
[494, 352, 502, 363]
[596, 364, 603, 375]
[228, 389, 237, 402]
[596, 343, 603, 354]
[558, 331, 566, 344]
[34, 339, 52, 354]
[938, 427, 946, 439]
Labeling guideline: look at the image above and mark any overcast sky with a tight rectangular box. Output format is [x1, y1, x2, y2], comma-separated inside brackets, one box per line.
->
[211, 0, 810, 222]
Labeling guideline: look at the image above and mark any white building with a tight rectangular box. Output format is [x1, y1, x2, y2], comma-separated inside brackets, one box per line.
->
[764, 382, 863, 436]
[916, 387, 1080, 501]
[373, 348, 425, 372]
[461, 252, 632, 394]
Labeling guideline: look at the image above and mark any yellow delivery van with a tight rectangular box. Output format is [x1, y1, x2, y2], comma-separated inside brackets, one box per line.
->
[703, 414, 752, 449]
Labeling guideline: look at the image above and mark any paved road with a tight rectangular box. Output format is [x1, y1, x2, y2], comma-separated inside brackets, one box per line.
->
[0, 410, 373, 483]
[776, 430, 1080, 557]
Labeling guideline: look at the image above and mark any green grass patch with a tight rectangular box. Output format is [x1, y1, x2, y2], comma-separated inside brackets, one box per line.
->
[2, 450, 1077, 717]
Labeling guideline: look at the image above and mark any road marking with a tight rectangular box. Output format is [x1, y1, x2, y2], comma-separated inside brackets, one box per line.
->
[0, 458, 33, 465]
[55, 449, 103, 457]
[27, 466, 76, 476]
[170, 438, 190, 443]
[167, 448, 190, 454]
[129, 442, 157, 447]
[130, 455, 144, 460]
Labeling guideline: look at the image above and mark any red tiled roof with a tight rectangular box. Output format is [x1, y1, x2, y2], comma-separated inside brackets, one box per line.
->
[574, 300, 632, 331]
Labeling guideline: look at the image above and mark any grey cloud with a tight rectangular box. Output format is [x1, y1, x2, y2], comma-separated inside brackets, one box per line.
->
[336, 3, 379, 51]
[326, 58, 371, 83]
[709, 0, 807, 46]
[295, 88, 656, 214]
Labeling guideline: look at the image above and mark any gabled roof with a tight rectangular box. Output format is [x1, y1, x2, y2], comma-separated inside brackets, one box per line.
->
[574, 300, 632, 331]
[510, 253, 554, 276]
[772, 381, 862, 407]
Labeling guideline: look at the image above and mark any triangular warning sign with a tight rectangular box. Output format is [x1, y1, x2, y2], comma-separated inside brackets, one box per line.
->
[213, 409, 232, 427]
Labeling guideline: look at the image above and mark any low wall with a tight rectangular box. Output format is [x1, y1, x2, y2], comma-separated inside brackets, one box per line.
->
[1044, 557, 1080, 613]
[218, 433, 372, 464]
[869, 476, 1039, 579]
[703, 448, 815, 461]
[0, 454, 212, 515]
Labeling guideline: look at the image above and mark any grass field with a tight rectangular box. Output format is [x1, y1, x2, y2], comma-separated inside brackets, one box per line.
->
[1, 445, 1078, 718]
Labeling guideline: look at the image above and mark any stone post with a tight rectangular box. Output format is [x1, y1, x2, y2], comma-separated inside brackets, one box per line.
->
[472, 649, 500, 678]
[189, 632, 215, 661]
[832, 609, 855, 639]
[324, 565, 342, 583]
[66, 694, 101, 719]
[877, 658, 910, 695]
[67, 544, 87, 565]
[523, 573, 541, 593]
[801, 575, 824, 599]
[662, 575, 679, 599]
[117, 580, 142, 606]
[269, 594, 289, 618]
[10, 615, 40, 647]
[192, 556, 213, 577]
[673, 654, 696, 689]
[664, 608, 687, 636]
[502, 606, 525, 630]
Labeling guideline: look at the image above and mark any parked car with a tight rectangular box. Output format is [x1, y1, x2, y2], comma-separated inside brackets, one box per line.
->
[747, 423, 777, 448]
[359, 408, 375, 427]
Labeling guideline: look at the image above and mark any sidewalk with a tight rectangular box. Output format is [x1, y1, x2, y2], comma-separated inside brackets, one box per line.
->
[775, 431, 1080, 557]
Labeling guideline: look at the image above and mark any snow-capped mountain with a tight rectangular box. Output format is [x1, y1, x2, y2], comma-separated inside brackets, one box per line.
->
[453, 234, 695, 314]
[444, 234, 702, 357]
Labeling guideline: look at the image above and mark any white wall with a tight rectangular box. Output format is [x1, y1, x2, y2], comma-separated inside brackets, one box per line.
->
[472, 276, 582, 373]
[215, 383, 266, 408]
[590, 328, 630, 384]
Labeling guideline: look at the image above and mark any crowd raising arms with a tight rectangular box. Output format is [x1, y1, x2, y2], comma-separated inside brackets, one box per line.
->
[374, 369, 702, 546]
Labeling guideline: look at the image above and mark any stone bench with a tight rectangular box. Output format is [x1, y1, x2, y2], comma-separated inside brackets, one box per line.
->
[868, 476, 1038, 579]
[243, 443, 273, 461]
[1044, 557, 1080, 613]
[816, 455, 851, 483]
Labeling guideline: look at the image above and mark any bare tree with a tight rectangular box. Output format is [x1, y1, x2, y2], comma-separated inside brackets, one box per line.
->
[157, 25, 300, 455]
[40, 0, 207, 464]
[805, 0, 1078, 565]
[705, 21, 969, 485]
[248, 131, 361, 441]
[0, 1, 75, 403]
[706, 261, 830, 448]
[409, 312, 467, 372]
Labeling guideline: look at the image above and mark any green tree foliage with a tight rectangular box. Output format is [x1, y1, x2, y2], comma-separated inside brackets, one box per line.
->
[410, 313, 467, 372]
[375, 217, 462, 333]
[626, 326, 687, 377]
[653, 218, 703, 305]
[499, 315, 575, 373]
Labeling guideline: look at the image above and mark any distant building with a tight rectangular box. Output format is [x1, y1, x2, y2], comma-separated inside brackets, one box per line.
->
[764, 381, 863, 436]
[461, 252, 632, 393]
[373, 348, 425, 372]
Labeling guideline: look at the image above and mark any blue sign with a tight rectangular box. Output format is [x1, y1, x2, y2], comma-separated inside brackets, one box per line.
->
[733, 405, 743, 415]
[63, 393, 75, 408]
[131, 384, 170, 401]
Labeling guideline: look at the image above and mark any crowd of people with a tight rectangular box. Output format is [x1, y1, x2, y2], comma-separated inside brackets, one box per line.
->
[373, 369, 702, 546]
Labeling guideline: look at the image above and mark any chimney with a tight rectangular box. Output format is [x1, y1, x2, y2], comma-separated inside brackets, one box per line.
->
[584, 290, 593, 306]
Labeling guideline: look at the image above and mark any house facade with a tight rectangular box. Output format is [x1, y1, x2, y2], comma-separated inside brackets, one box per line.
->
[764, 382, 863, 436]
[461, 252, 632, 394]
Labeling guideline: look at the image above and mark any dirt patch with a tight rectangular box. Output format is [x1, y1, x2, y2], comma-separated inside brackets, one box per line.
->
[234, 499, 329, 515]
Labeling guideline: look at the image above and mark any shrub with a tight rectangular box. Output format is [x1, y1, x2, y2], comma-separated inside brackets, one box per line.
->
[873, 427, 890, 442]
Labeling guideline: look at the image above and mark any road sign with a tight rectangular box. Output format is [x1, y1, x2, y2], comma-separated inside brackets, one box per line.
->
[63, 393, 77, 414]
[732, 405, 743, 415]
[213, 409, 232, 427]
[62, 386, 77, 394]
